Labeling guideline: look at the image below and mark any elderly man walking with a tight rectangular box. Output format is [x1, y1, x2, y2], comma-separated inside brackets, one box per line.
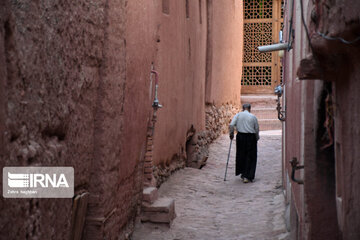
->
[229, 103, 259, 183]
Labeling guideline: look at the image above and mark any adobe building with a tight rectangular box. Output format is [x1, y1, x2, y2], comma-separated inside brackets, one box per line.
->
[282, 0, 360, 239]
[241, 0, 284, 94]
[0, 0, 243, 239]
[150, 0, 243, 184]
[239, 0, 284, 132]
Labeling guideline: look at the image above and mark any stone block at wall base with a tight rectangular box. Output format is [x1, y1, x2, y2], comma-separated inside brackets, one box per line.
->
[141, 198, 176, 224]
[142, 187, 158, 204]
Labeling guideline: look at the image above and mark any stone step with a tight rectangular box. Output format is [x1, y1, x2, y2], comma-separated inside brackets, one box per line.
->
[252, 108, 278, 120]
[141, 197, 176, 224]
[258, 119, 283, 131]
[241, 94, 278, 108]
[142, 187, 158, 204]
[240, 94, 281, 130]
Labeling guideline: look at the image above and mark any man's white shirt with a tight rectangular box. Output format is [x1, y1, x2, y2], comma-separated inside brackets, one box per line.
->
[229, 110, 260, 140]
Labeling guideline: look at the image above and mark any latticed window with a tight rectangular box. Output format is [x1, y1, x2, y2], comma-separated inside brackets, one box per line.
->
[241, 0, 283, 93]
[244, 0, 273, 19]
[243, 22, 273, 63]
[242, 66, 272, 86]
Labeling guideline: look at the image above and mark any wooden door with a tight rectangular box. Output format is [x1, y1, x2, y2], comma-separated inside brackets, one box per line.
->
[241, 0, 283, 94]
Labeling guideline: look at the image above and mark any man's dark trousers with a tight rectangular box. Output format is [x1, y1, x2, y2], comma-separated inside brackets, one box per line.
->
[235, 132, 257, 181]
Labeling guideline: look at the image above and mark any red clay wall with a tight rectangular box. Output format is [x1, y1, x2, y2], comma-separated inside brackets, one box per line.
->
[0, 0, 157, 239]
[152, 0, 207, 167]
[205, 0, 243, 106]
[315, 1, 360, 238]
[283, 0, 360, 239]
[1, 1, 105, 238]
[0, 0, 243, 239]
[282, 0, 308, 238]
[334, 54, 360, 240]
[152, 0, 243, 173]
[84, 1, 158, 239]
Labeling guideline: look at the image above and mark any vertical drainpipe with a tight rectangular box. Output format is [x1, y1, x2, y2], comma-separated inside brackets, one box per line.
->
[143, 69, 162, 187]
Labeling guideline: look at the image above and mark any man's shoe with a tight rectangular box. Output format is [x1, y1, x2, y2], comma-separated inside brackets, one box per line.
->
[243, 178, 249, 183]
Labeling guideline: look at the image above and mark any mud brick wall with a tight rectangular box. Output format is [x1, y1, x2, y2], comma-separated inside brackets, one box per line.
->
[283, 0, 360, 239]
[0, 0, 244, 238]
[153, 103, 240, 186]
[152, 0, 244, 167]
[0, 0, 157, 239]
[151, 0, 243, 185]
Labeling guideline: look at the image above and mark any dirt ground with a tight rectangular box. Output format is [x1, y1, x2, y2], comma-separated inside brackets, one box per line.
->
[132, 130, 289, 240]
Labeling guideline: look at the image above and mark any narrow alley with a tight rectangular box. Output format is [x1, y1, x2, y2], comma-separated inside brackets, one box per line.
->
[132, 131, 289, 240]
[2, 0, 360, 239]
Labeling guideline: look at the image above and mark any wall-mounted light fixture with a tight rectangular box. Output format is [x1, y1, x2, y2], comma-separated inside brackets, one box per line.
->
[258, 25, 293, 53]
[257, 42, 288, 53]
[274, 85, 286, 121]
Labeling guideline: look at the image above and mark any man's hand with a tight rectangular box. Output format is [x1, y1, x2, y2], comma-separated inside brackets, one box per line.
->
[229, 132, 234, 140]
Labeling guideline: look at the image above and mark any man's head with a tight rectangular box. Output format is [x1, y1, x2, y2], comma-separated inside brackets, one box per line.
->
[242, 103, 251, 112]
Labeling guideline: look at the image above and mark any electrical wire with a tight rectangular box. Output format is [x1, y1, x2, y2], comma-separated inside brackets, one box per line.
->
[299, 0, 314, 53]
[287, 0, 295, 51]
[300, 0, 360, 46]
[317, 32, 360, 45]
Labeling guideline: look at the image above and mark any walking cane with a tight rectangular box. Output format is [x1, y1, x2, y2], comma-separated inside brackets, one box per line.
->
[224, 139, 233, 181]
